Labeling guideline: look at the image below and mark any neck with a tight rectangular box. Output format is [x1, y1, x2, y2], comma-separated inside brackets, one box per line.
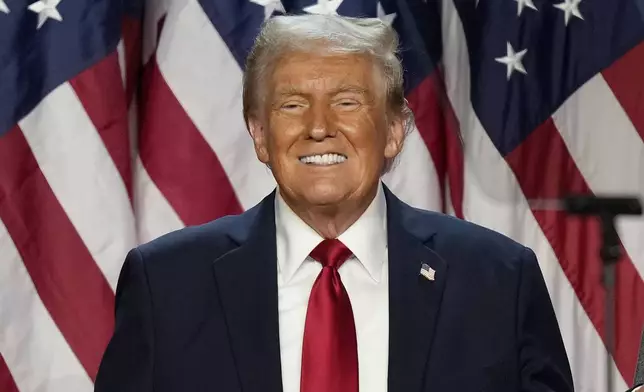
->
[280, 185, 379, 239]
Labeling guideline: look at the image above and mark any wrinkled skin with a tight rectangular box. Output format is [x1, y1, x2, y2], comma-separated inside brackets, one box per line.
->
[248, 51, 404, 238]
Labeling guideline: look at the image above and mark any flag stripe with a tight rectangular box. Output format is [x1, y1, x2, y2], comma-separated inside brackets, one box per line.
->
[459, 120, 627, 392]
[443, 181, 456, 216]
[0, 217, 93, 392]
[407, 75, 447, 212]
[139, 58, 243, 224]
[156, 1, 277, 209]
[133, 156, 185, 244]
[405, 71, 463, 215]
[69, 52, 133, 201]
[406, 74, 446, 211]
[438, 1, 628, 390]
[0, 125, 114, 381]
[602, 41, 644, 143]
[19, 83, 135, 290]
[142, 2, 170, 66]
[117, 40, 127, 87]
[0, 354, 18, 392]
[552, 74, 644, 280]
[122, 17, 143, 104]
[436, 66, 466, 220]
[382, 121, 442, 212]
[1, 0, 640, 390]
[506, 118, 643, 383]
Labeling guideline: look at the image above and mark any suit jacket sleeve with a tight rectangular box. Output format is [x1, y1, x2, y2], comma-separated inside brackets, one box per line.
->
[94, 248, 154, 392]
[517, 247, 575, 392]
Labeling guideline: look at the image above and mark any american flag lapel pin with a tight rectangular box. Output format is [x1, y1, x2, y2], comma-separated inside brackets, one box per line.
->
[420, 263, 435, 281]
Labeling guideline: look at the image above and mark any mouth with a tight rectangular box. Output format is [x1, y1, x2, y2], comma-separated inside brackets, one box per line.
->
[299, 153, 347, 166]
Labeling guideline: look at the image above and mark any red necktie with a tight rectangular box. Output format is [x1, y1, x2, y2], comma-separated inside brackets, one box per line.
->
[300, 239, 359, 392]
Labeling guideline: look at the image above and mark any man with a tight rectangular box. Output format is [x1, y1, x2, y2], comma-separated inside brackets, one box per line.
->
[95, 14, 574, 392]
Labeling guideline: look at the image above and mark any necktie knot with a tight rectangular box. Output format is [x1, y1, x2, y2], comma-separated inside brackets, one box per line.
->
[310, 239, 353, 270]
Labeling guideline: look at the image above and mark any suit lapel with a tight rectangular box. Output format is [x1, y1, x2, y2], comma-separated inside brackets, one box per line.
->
[212, 191, 283, 392]
[385, 188, 448, 392]
[211, 186, 448, 392]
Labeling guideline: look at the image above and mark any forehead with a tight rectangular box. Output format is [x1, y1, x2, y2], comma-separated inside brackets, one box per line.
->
[270, 51, 378, 92]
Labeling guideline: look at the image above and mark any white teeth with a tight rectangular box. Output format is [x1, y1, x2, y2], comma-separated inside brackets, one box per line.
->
[299, 153, 347, 165]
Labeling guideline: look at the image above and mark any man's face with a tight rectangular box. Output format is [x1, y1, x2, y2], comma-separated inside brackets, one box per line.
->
[249, 51, 404, 210]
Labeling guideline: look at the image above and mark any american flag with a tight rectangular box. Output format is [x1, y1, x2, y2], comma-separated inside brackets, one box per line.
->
[0, 0, 643, 390]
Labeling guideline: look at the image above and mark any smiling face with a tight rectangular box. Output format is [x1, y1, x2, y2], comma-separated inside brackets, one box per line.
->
[248, 51, 404, 211]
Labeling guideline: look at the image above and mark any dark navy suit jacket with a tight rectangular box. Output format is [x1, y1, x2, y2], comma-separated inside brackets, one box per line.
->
[95, 186, 574, 392]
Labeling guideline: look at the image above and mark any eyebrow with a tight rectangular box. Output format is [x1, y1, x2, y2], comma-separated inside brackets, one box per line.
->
[274, 84, 371, 97]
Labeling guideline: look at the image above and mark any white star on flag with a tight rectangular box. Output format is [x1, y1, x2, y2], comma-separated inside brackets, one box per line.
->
[515, 0, 537, 16]
[28, 0, 63, 29]
[553, 0, 584, 26]
[250, 0, 285, 20]
[377, 2, 396, 26]
[304, 0, 343, 15]
[495, 42, 528, 80]
[0, 0, 9, 14]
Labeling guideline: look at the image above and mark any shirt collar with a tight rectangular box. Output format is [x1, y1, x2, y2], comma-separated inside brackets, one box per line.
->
[275, 183, 388, 284]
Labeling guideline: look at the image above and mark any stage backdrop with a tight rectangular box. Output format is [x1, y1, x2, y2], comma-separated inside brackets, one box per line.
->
[0, 0, 643, 391]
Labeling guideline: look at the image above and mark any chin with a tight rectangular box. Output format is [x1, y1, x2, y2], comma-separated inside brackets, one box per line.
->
[300, 182, 351, 206]
[302, 193, 345, 207]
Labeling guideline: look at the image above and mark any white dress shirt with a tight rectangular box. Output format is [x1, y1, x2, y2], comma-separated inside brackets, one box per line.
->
[275, 183, 389, 392]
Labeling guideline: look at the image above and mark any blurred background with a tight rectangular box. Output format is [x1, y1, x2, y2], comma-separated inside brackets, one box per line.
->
[1, 0, 643, 391]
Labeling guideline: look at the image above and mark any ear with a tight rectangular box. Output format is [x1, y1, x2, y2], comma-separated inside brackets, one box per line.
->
[384, 114, 405, 159]
[248, 117, 270, 164]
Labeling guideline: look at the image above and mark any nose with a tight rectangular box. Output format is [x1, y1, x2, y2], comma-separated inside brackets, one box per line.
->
[306, 104, 336, 141]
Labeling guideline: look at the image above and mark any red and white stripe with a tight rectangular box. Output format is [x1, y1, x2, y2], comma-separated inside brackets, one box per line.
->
[1, 0, 643, 390]
[0, 17, 136, 391]
[0, 219, 93, 391]
[438, 1, 644, 391]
